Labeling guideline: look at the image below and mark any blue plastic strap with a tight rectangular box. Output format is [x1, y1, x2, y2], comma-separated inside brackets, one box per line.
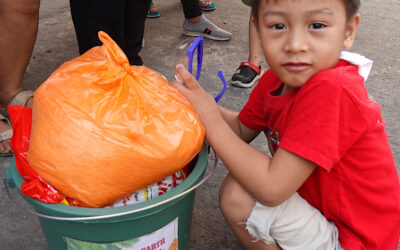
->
[215, 71, 227, 103]
[187, 36, 203, 81]
[186, 36, 225, 102]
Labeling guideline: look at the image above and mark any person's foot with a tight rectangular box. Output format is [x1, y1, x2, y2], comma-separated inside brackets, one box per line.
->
[0, 117, 12, 156]
[183, 15, 232, 41]
[199, 0, 216, 11]
[231, 62, 262, 88]
[147, 1, 160, 18]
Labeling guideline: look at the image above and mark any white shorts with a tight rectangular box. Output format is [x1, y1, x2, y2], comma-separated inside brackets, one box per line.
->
[245, 192, 343, 250]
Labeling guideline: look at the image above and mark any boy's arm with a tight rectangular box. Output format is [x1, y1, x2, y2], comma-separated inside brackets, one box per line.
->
[218, 106, 260, 143]
[204, 109, 316, 206]
[172, 65, 316, 206]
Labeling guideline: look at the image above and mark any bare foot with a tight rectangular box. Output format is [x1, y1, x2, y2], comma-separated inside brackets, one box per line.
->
[149, 4, 158, 13]
[199, 0, 212, 6]
[25, 96, 33, 108]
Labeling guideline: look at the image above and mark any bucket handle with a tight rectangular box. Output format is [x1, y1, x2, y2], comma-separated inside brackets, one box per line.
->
[3, 149, 218, 221]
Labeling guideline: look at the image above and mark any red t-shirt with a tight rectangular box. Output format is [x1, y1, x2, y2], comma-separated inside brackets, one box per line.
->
[239, 60, 400, 249]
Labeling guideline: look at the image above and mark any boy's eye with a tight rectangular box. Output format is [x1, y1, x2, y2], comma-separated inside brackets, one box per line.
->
[270, 23, 286, 30]
[309, 23, 326, 30]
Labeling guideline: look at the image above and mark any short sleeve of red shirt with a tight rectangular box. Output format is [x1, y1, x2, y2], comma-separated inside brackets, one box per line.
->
[279, 66, 368, 171]
[239, 70, 280, 131]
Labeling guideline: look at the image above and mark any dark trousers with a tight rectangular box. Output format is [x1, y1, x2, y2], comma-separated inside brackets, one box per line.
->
[181, 0, 202, 19]
[69, 0, 151, 65]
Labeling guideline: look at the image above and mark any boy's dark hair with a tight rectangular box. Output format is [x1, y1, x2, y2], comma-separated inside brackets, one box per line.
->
[251, 0, 360, 21]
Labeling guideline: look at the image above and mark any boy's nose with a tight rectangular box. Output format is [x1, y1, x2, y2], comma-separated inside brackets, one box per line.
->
[284, 29, 308, 54]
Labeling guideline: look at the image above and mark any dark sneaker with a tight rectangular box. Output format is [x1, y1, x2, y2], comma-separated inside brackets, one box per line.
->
[231, 62, 261, 88]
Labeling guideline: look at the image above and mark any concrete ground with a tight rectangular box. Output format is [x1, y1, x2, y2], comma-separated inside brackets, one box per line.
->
[0, 0, 399, 249]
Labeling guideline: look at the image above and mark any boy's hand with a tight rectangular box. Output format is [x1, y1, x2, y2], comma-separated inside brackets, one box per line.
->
[170, 64, 221, 129]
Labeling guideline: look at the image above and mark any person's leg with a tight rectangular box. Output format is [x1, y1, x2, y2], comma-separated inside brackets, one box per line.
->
[70, 0, 148, 66]
[219, 174, 281, 250]
[248, 15, 262, 68]
[231, 14, 262, 88]
[0, 0, 39, 107]
[219, 174, 341, 249]
[69, 0, 125, 56]
[181, 0, 202, 19]
[181, 0, 231, 41]
[0, 0, 38, 152]
[124, 0, 151, 65]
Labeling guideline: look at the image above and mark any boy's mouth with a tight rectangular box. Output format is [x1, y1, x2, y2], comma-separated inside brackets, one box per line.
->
[282, 62, 311, 72]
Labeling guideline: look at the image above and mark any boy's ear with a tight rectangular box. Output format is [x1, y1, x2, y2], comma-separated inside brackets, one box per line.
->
[343, 14, 360, 49]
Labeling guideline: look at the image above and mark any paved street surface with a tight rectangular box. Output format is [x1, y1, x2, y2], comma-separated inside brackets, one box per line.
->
[1, 0, 399, 249]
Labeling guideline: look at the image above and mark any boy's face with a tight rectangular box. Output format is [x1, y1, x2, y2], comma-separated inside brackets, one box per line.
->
[257, 0, 359, 91]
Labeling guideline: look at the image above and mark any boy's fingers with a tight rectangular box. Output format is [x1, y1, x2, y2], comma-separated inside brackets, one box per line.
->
[175, 64, 197, 89]
[171, 79, 190, 96]
[171, 79, 183, 90]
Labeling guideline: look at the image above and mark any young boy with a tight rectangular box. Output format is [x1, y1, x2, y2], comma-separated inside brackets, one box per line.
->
[172, 0, 400, 249]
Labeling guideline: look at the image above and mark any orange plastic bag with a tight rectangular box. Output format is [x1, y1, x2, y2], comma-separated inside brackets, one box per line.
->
[27, 31, 205, 207]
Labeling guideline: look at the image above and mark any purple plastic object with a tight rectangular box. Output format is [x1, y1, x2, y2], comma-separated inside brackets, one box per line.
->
[187, 36, 203, 81]
[176, 36, 226, 102]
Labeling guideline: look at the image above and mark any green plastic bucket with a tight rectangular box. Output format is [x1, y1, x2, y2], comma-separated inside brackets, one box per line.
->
[5, 143, 210, 250]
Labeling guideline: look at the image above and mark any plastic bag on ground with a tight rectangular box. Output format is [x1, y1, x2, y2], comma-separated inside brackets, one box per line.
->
[27, 31, 205, 207]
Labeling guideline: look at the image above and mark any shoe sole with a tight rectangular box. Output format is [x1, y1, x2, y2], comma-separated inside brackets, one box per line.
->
[231, 74, 261, 88]
[146, 14, 160, 18]
[201, 7, 216, 11]
[183, 30, 231, 41]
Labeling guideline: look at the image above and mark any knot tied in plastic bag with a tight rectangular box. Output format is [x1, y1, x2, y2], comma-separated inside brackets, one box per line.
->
[27, 31, 205, 207]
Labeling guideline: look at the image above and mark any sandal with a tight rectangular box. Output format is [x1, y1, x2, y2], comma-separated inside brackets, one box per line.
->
[10, 90, 34, 107]
[0, 90, 34, 157]
[147, 1, 160, 18]
[0, 114, 13, 157]
[231, 62, 262, 88]
[200, 0, 216, 11]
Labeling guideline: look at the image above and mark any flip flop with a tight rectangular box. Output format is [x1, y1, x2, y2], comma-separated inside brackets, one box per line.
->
[147, 1, 160, 18]
[200, 0, 216, 11]
[10, 90, 34, 107]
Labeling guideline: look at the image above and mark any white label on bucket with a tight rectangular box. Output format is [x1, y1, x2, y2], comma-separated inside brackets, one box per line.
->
[64, 217, 179, 250]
